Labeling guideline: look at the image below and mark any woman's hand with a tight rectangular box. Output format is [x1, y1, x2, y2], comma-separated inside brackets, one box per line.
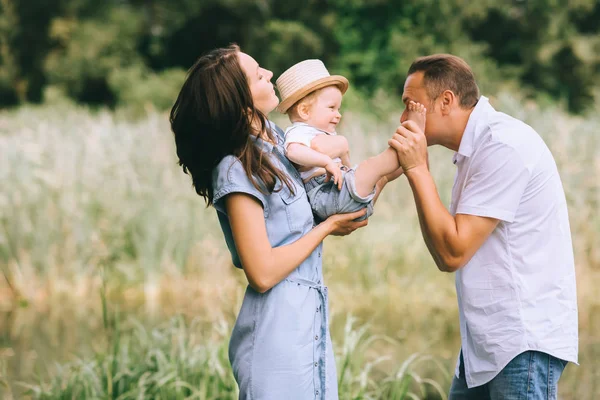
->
[325, 209, 368, 236]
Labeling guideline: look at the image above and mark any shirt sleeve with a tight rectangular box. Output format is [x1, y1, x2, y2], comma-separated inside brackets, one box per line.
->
[212, 155, 269, 216]
[456, 140, 531, 223]
[284, 125, 318, 149]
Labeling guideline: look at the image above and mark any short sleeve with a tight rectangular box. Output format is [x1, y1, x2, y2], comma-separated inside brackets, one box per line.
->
[212, 155, 269, 216]
[456, 140, 531, 223]
[283, 125, 318, 149]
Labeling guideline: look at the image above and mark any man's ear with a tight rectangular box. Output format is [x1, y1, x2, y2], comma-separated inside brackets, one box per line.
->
[440, 90, 456, 115]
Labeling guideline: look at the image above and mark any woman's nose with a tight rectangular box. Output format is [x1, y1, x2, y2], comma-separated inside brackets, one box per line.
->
[400, 109, 408, 123]
[265, 69, 273, 81]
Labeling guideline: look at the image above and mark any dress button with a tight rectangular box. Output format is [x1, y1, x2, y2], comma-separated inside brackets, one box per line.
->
[315, 335, 319, 340]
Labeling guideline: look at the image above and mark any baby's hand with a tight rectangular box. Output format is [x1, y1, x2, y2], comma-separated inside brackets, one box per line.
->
[324, 161, 343, 190]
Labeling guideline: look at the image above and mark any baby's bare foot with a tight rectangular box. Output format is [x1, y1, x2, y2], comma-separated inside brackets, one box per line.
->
[407, 101, 426, 132]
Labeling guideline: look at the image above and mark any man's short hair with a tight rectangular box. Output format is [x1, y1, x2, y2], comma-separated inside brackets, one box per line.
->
[407, 54, 479, 109]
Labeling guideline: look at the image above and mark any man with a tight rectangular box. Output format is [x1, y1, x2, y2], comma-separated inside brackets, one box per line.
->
[389, 54, 578, 399]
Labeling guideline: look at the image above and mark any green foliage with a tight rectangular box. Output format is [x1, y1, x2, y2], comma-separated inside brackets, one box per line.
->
[464, 0, 600, 112]
[21, 312, 447, 400]
[108, 66, 186, 112]
[0, 0, 22, 105]
[2, 0, 600, 111]
[44, 6, 146, 105]
[23, 316, 238, 399]
[251, 20, 325, 77]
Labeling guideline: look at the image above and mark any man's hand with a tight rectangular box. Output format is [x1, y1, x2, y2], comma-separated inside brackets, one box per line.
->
[324, 161, 343, 190]
[388, 120, 428, 173]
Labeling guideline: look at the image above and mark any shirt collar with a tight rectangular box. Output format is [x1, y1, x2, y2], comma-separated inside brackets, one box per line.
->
[453, 95, 491, 164]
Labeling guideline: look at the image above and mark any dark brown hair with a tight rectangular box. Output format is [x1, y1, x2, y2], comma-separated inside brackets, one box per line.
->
[407, 54, 479, 109]
[170, 44, 294, 206]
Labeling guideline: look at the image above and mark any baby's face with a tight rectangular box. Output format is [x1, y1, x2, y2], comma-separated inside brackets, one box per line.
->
[306, 86, 343, 134]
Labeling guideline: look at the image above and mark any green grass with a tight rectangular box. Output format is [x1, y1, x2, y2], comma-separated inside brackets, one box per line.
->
[20, 316, 238, 399]
[0, 94, 599, 399]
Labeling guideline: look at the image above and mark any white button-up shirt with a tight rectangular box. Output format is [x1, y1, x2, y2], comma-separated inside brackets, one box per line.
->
[450, 96, 578, 388]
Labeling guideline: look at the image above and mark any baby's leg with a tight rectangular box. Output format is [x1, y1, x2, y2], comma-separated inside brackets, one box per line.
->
[353, 147, 400, 197]
[353, 102, 426, 197]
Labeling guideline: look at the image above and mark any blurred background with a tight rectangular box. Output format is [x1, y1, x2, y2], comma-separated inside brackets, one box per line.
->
[0, 0, 599, 399]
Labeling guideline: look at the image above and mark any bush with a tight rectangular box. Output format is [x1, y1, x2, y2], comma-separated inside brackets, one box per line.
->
[108, 66, 186, 113]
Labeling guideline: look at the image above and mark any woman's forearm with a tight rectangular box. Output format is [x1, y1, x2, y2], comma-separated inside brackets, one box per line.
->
[227, 193, 333, 293]
[259, 221, 333, 290]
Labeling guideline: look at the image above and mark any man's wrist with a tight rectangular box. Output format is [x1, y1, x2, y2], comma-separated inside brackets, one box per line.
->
[403, 164, 429, 180]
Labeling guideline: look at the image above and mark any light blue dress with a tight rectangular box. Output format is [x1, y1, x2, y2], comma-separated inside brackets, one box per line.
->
[212, 122, 338, 399]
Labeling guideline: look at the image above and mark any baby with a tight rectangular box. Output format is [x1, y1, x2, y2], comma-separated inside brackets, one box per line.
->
[276, 59, 425, 221]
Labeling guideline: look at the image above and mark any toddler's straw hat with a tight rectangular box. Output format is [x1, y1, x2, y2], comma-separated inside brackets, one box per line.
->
[275, 59, 348, 113]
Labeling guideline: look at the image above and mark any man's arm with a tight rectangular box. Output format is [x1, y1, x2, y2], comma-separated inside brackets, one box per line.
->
[389, 121, 499, 272]
[404, 166, 498, 271]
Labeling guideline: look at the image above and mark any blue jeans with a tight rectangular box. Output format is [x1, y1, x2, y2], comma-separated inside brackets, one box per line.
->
[449, 350, 567, 400]
[304, 168, 375, 222]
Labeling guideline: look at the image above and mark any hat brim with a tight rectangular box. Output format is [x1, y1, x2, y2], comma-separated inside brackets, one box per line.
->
[276, 75, 349, 114]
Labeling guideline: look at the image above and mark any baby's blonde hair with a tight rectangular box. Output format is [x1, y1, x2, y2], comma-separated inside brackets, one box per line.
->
[286, 88, 323, 122]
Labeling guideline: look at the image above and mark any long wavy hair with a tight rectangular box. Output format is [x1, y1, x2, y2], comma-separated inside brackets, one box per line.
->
[170, 44, 294, 206]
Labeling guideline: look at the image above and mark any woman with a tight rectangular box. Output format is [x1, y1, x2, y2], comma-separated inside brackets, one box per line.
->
[170, 45, 367, 399]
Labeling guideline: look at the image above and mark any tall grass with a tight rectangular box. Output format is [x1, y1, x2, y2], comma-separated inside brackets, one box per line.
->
[21, 316, 238, 399]
[0, 94, 599, 399]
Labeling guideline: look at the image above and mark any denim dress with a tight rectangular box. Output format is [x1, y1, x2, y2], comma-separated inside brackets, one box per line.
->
[212, 123, 338, 399]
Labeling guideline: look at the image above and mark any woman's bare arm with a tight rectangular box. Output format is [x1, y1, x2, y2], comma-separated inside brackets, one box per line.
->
[225, 193, 367, 292]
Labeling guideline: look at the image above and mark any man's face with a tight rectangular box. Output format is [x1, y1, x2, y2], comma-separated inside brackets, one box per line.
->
[401, 72, 443, 145]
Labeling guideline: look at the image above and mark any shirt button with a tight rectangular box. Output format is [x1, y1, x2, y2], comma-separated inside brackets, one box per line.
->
[315, 335, 319, 340]
[318, 252, 321, 257]
[314, 362, 318, 367]
[315, 390, 319, 395]
[316, 307, 319, 313]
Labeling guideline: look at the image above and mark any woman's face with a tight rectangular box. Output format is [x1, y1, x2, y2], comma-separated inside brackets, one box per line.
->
[238, 52, 279, 115]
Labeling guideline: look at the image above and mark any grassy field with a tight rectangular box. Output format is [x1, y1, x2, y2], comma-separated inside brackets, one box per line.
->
[0, 94, 599, 399]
